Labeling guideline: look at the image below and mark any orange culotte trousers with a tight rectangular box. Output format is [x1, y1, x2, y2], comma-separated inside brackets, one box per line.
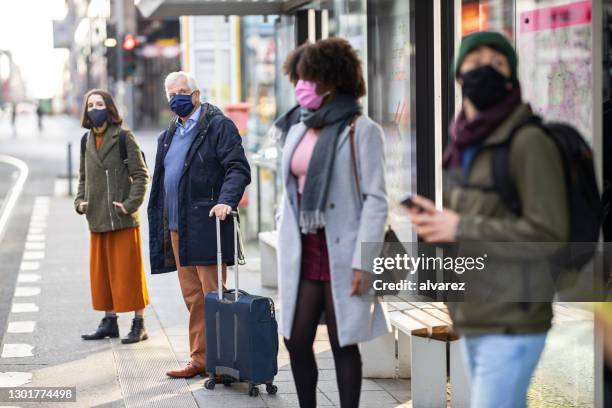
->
[89, 227, 150, 313]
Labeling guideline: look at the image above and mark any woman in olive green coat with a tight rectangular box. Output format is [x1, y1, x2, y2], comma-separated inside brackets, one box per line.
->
[75, 89, 151, 344]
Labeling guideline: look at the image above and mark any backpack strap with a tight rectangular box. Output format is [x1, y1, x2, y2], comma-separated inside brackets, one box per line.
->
[80, 132, 88, 157]
[118, 129, 128, 165]
[491, 115, 543, 216]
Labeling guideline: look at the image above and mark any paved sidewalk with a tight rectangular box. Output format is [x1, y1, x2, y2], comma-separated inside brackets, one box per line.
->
[139, 206, 412, 407]
[0, 192, 410, 407]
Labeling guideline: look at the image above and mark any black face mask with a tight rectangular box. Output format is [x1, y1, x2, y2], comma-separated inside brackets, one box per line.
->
[461, 65, 512, 111]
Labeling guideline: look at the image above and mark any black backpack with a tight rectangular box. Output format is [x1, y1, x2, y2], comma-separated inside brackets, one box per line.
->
[80, 130, 146, 167]
[491, 115, 602, 271]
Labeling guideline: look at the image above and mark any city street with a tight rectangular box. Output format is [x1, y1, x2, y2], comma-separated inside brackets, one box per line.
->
[0, 114, 412, 407]
[0, 0, 609, 405]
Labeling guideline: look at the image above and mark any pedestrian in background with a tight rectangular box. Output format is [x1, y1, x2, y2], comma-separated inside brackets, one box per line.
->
[75, 89, 151, 344]
[36, 100, 44, 132]
[148, 72, 251, 379]
[406, 32, 569, 407]
[277, 39, 391, 408]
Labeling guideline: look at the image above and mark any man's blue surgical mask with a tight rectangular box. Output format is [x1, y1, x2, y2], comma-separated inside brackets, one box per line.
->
[169, 93, 195, 117]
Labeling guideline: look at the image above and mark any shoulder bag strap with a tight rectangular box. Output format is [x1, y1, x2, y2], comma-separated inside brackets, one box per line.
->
[348, 115, 362, 199]
[349, 115, 394, 237]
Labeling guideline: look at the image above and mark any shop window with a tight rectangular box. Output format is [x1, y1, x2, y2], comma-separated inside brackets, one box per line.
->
[460, 0, 594, 144]
[461, 0, 515, 38]
[367, 0, 417, 241]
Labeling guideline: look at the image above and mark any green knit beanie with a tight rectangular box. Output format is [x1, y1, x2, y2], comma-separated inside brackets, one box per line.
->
[454, 31, 518, 82]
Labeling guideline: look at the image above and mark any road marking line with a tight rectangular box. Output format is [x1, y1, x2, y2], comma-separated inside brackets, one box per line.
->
[30, 219, 47, 225]
[0, 371, 32, 387]
[0, 155, 28, 245]
[7, 322, 36, 334]
[11, 303, 39, 313]
[26, 234, 45, 242]
[17, 274, 41, 283]
[24, 242, 45, 250]
[22, 251, 44, 261]
[1, 344, 34, 358]
[30, 216, 47, 222]
[19, 261, 40, 271]
[14, 287, 40, 297]
[28, 228, 44, 235]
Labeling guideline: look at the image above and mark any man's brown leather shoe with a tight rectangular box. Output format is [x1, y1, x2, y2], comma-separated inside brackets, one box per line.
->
[166, 363, 207, 379]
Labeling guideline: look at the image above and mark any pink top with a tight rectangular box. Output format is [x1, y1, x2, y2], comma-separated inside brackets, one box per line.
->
[290, 128, 318, 194]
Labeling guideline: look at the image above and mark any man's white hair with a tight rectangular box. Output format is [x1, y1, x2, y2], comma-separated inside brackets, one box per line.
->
[164, 71, 199, 98]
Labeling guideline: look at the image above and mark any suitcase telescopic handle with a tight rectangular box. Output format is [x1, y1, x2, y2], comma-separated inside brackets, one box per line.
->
[215, 211, 240, 302]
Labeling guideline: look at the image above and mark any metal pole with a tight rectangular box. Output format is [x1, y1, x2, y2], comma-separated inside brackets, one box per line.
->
[233, 212, 239, 301]
[114, 0, 124, 82]
[216, 216, 223, 300]
[67, 142, 73, 196]
[257, 166, 262, 234]
[273, 168, 278, 229]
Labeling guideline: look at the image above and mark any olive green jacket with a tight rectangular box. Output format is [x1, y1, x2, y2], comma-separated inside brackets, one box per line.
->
[444, 103, 569, 335]
[74, 125, 150, 233]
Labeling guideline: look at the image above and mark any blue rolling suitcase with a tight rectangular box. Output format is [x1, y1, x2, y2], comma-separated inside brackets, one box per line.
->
[203, 212, 279, 397]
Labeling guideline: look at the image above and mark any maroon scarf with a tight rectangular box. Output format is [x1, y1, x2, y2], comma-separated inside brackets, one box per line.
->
[443, 87, 522, 169]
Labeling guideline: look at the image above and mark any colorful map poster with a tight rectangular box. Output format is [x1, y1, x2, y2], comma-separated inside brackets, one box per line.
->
[517, 0, 593, 143]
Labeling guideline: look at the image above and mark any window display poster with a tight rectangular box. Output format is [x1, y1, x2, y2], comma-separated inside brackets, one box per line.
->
[517, 0, 593, 143]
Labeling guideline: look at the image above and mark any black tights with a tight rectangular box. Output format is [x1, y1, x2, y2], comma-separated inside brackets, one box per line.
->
[284, 279, 362, 408]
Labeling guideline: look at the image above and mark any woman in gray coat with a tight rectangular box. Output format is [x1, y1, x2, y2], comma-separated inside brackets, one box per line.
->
[277, 39, 390, 408]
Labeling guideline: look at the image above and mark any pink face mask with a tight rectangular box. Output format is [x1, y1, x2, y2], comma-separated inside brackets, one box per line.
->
[295, 80, 326, 110]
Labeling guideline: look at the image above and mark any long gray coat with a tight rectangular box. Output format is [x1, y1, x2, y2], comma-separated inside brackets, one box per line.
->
[277, 115, 391, 347]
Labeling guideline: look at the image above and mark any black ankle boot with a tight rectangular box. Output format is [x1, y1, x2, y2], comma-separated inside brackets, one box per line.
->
[82, 316, 119, 340]
[121, 317, 148, 344]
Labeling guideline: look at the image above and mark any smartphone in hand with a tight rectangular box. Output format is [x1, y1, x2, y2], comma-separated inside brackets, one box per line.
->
[400, 195, 427, 213]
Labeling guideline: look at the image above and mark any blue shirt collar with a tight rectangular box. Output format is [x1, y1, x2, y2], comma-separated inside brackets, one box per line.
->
[176, 105, 202, 129]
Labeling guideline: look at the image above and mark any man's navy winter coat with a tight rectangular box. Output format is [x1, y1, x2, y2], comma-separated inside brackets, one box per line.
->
[148, 103, 251, 274]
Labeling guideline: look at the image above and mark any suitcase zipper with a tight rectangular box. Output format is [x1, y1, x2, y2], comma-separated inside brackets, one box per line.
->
[234, 315, 238, 363]
[216, 311, 221, 360]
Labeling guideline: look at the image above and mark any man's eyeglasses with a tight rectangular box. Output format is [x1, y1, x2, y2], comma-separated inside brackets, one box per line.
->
[167, 91, 194, 101]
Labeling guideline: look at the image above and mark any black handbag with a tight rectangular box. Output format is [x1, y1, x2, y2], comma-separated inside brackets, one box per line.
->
[348, 117, 407, 296]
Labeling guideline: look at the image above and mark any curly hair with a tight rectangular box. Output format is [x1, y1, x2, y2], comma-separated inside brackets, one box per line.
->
[296, 38, 366, 98]
[282, 42, 311, 85]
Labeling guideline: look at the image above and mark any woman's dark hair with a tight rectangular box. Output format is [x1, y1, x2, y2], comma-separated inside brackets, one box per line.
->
[81, 89, 123, 129]
[282, 42, 311, 85]
[297, 38, 366, 98]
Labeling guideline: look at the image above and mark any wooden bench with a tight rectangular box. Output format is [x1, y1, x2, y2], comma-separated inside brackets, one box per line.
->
[361, 299, 469, 407]
[361, 300, 594, 407]
[258, 230, 278, 288]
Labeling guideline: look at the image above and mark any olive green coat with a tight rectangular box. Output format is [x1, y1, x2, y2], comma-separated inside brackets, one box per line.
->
[444, 104, 569, 335]
[74, 125, 150, 233]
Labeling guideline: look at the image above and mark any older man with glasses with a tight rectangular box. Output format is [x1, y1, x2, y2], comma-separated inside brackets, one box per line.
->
[148, 71, 251, 379]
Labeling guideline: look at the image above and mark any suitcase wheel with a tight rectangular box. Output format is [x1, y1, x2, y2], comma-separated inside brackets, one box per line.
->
[248, 385, 260, 397]
[266, 384, 278, 395]
[204, 379, 216, 390]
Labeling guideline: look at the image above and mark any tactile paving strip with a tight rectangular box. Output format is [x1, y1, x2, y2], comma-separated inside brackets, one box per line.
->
[112, 329, 198, 408]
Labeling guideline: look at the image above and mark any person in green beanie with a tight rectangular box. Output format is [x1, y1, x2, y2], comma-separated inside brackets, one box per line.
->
[406, 31, 569, 407]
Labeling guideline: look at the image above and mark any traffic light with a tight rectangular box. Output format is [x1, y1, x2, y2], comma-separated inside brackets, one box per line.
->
[122, 34, 138, 78]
